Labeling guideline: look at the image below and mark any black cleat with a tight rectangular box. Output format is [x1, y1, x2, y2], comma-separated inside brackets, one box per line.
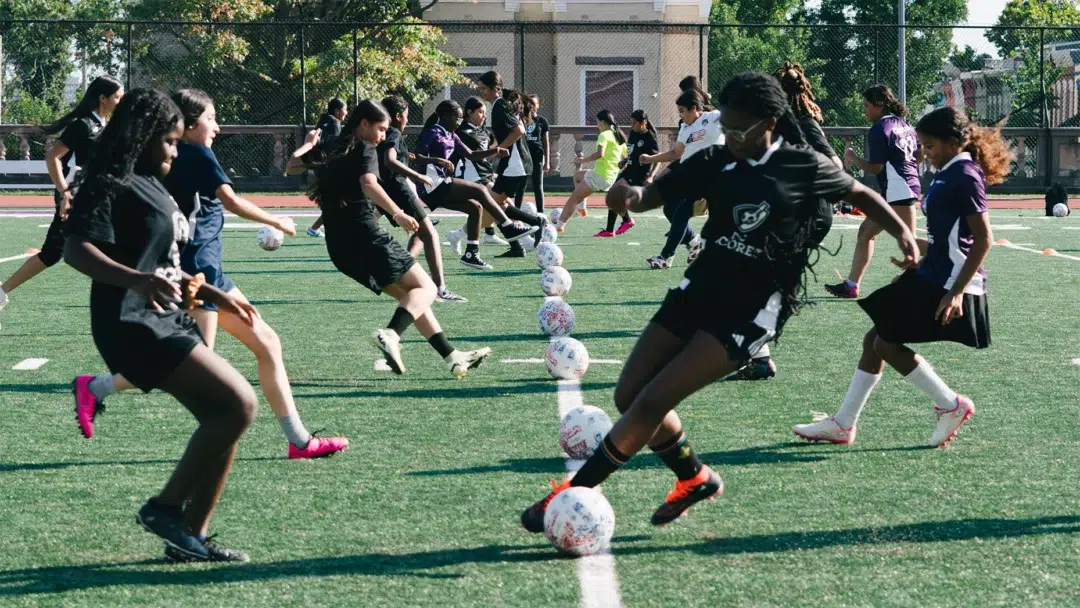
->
[728, 358, 777, 381]
[136, 499, 209, 561]
[165, 534, 249, 563]
[650, 466, 723, 527]
[496, 246, 526, 258]
[533, 216, 548, 248]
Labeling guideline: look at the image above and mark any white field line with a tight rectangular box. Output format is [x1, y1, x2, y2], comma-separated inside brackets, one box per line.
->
[12, 358, 48, 370]
[0, 252, 34, 264]
[556, 379, 623, 608]
[998, 241, 1080, 262]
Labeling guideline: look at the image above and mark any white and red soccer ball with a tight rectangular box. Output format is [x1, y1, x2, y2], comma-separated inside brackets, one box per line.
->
[545, 336, 589, 379]
[544, 486, 616, 556]
[559, 405, 613, 459]
[538, 297, 575, 336]
[540, 266, 572, 297]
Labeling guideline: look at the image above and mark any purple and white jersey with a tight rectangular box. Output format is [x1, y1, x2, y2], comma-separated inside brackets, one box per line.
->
[867, 115, 921, 202]
[917, 152, 988, 295]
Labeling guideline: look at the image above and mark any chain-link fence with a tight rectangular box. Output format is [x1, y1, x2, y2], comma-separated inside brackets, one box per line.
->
[0, 19, 1077, 190]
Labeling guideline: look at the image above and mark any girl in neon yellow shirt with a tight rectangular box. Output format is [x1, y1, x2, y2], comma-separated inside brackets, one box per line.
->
[553, 110, 627, 231]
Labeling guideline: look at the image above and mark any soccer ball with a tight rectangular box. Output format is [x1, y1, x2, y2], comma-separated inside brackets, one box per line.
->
[256, 226, 284, 251]
[559, 405, 613, 459]
[522, 201, 538, 216]
[522, 237, 537, 253]
[536, 242, 564, 269]
[541, 224, 558, 244]
[546, 336, 589, 379]
[544, 486, 615, 557]
[1053, 202, 1070, 217]
[538, 297, 575, 336]
[549, 209, 562, 225]
[540, 266, 572, 297]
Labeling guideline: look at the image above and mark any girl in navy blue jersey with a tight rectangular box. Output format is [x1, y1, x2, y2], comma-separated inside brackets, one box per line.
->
[795, 106, 1005, 448]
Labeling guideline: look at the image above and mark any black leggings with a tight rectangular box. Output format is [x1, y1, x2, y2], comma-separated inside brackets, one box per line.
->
[661, 198, 696, 259]
[514, 157, 545, 212]
[605, 210, 632, 232]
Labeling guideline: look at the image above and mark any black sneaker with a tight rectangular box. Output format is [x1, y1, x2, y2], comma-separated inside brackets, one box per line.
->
[499, 222, 538, 244]
[460, 250, 493, 270]
[165, 534, 250, 563]
[521, 479, 572, 533]
[650, 466, 723, 526]
[728, 357, 777, 381]
[496, 246, 526, 258]
[136, 499, 209, 561]
[430, 217, 441, 226]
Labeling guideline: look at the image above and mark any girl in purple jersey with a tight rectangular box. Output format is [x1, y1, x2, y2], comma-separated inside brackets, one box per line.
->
[795, 106, 1009, 448]
[827, 84, 921, 299]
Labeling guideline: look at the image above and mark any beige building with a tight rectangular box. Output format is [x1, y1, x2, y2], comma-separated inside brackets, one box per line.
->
[422, 0, 710, 174]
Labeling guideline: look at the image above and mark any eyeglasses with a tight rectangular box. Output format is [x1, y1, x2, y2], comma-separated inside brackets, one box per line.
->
[720, 120, 765, 143]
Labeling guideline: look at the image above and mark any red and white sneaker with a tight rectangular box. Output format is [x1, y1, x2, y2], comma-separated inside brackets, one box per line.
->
[792, 415, 856, 444]
[288, 434, 350, 459]
[72, 375, 104, 439]
[929, 395, 974, 448]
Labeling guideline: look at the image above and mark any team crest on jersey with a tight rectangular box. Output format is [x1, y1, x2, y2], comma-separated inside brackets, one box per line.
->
[733, 201, 770, 232]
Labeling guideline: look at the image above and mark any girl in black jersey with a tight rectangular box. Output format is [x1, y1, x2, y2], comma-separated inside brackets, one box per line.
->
[517, 93, 550, 213]
[0, 76, 123, 330]
[520, 72, 918, 532]
[598, 109, 657, 237]
[295, 100, 492, 377]
[455, 97, 497, 189]
[64, 89, 257, 562]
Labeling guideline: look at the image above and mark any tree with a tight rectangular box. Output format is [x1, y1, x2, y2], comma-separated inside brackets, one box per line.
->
[949, 45, 991, 71]
[0, 0, 76, 123]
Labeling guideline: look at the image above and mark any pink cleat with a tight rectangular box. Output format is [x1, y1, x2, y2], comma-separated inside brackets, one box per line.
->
[72, 375, 103, 439]
[615, 220, 635, 235]
[288, 435, 350, 459]
[593, 230, 615, 238]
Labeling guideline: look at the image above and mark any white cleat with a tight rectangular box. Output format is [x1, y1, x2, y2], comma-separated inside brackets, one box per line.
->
[482, 233, 509, 246]
[371, 329, 405, 375]
[446, 347, 492, 379]
[929, 395, 975, 448]
[447, 228, 464, 255]
[792, 415, 857, 444]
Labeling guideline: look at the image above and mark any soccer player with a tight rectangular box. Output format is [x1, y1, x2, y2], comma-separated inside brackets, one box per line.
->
[414, 99, 538, 270]
[552, 110, 627, 232]
[64, 88, 257, 562]
[826, 84, 921, 298]
[517, 93, 550, 213]
[793, 106, 1003, 447]
[306, 97, 347, 239]
[77, 89, 348, 460]
[638, 89, 720, 269]
[0, 76, 123, 330]
[519, 72, 917, 530]
[474, 72, 547, 258]
[596, 109, 657, 237]
[378, 95, 466, 302]
[296, 99, 492, 377]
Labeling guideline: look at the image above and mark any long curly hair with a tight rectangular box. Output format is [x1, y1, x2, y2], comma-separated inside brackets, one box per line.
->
[717, 72, 824, 342]
[307, 99, 389, 209]
[773, 62, 824, 124]
[917, 106, 1013, 186]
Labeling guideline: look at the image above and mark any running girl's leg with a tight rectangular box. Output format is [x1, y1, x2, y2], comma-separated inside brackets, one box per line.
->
[556, 171, 593, 226]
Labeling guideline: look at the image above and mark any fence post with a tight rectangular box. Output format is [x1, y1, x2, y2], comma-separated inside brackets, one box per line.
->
[873, 27, 879, 84]
[698, 25, 704, 82]
[300, 24, 307, 130]
[352, 25, 359, 108]
[1041, 26, 1051, 188]
[518, 23, 526, 90]
[126, 22, 133, 89]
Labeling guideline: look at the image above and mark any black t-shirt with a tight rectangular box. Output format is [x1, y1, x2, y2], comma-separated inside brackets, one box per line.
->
[456, 122, 495, 184]
[621, 130, 660, 186]
[66, 173, 193, 336]
[317, 141, 382, 236]
[523, 115, 549, 161]
[655, 138, 854, 303]
[318, 113, 343, 141]
[58, 114, 105, 170]
[377, 127, 413, 201]
[798, 115, 837, 161]
[490, 97, 532, 175]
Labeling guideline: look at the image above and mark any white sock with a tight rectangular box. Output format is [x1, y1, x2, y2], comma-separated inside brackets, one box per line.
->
[753, 343, 771, 359]
[466, 240, 479, 245]
[88, 374, 116, 399]
[278, 413, 312, 448]
[904, 358, 958, 411]
[833, 369, 882, 429]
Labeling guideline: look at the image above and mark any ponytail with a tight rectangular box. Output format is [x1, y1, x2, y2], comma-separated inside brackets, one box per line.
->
[631, 109, 657, 138]
[423, 99, 461, 133]
[917, 106, 1013, 186]
[501, 88, 524, 116]
[423, 112, 440, 131]
[863, 84, 908, 119]
[596, 110, 625, 145]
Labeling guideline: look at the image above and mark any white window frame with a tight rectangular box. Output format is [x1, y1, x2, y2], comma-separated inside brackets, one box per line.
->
[443, 66, 490, 101]
[579, 66, 639, 125]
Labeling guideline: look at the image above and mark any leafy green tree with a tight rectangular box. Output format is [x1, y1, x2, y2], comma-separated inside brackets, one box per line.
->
[949, 45, 992, 71]
[0, 0, 76, 123]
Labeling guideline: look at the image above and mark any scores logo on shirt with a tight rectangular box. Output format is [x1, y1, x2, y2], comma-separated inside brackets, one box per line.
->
[733, 201, 770, 233]
[686, 129, 708, 143]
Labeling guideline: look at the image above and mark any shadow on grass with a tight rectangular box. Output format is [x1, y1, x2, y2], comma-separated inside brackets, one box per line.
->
[294, 381, 616, 401]
[0, 456, 283, 474]
[408, 442, 828, 477]
[2, 516, 1077, 595]
[0, 383, 73, 395]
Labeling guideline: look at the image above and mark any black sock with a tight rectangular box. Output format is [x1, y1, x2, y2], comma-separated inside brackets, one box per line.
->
[621, 213, 632, 224]
[649, 432, 703, 481]
[571, 435, 630, 488]
[387, 307, 414, 336]
[505, 205, 542, 226]
[485, 226, 496, 236]
[427, 332, 455, 358]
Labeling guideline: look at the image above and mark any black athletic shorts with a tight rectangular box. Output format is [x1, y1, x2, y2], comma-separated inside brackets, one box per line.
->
[859, 270, 990, 349]
[92, 313, 204, 393]
[419, 179, 455, 211]
[381, 183, 429, 226]
[493, 175, 527, 198]
[327, 227, 415, 295]
[889, 197, 918, 207]
[650, 281, 777, 363]
[38, 191, 67, 267]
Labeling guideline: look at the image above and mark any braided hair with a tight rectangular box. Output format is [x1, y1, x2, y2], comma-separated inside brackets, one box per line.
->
[773, 62, 824, 124]
[307, 99, 389, 209]
[917, 106, 1013, 186]
[716, 72, 821, 341]
[863, 84, 908, 118]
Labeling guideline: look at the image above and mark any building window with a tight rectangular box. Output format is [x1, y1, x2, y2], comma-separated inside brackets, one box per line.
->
[580, 68, 637, 125]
